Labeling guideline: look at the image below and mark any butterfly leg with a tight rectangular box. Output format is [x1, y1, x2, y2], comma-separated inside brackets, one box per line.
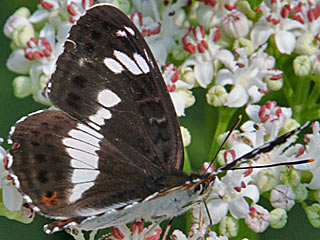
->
[43, 217, 87, 234]
[161, 217, 174, 240]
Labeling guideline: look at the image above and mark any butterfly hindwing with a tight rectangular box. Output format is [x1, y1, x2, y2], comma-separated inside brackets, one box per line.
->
[9, 110, 173, 219]
[48, 4, 184, 172]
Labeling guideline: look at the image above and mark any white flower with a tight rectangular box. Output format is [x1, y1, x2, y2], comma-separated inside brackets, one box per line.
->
[182, 26, 236, 88]
[196, 0, 238, 30]
[4, 13, 33, 39]
[0, 145, 23, 212]
[222, 11, 250, 38]
[194, 170, 259, 225]
[270, 185, 295, 211]
[162, 62, 194, 116]
[29, 0, 67, 23]
[23, 22, 69, 104]
[27, 23, 66, 75]
[215, 46, 278, 107]
[295, 122, 320, 189]
[130, 2, 184, 67]
[243, 101, 292, 141]
[6, 49, 33, 74]
[250, 1, 305, 54]
[171, 225, 228, 240]
[171, 229, 188, 240]
[245, 204, 270, 233]
[68, 0, 94, 23]
[106, 221, 162, 240]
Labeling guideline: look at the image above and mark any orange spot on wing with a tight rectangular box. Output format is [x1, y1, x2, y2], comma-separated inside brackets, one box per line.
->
[41, 191, 59, 206]
[57, 219, 73, 226]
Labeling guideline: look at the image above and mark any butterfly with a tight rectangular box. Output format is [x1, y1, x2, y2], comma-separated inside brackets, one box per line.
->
[6, 3, 308, 236]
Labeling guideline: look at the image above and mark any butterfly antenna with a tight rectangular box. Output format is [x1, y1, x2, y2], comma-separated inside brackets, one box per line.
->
[233, 158, 314, 170]
[216, 122, 310, 174]
[206, 115, 242, 172]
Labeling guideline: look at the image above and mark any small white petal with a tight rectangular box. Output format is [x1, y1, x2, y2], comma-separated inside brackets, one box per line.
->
[245, 105, 261, 122]
[208, 199, 229, 224]
[29, 10, 50, 23]
[215, 69, 234, 86]
[39, 23, 55, 46]
[6, 50, 32, 74]
[242, 185, 260, 203]
[149, 41, 167, 67]
[171, 230, 187, 240]
[250, 24, 274, 48]
[248, 85, 264, 103]
[2, 185, 23, 211]
[229, 197, 249, 219]
[169, 92, 186, 117]
[194, 61, 214, 88]
[275, 30, 295, 54]
[226, 85, 248, 107]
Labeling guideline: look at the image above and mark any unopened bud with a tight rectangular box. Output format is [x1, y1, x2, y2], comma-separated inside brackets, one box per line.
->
[13, 76, 32, 98]
[256, 169, 278, 192]
[206, 85, 228, 107]
[305, 203, 320, 228]
[270, 208, 287, 229]
[293, 55, 311, 77]
[219, 216, 239, 237]
[295, 33, 319, 55]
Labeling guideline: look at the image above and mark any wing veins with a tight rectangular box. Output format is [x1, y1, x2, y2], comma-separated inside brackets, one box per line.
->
[55, 52, 166, 169]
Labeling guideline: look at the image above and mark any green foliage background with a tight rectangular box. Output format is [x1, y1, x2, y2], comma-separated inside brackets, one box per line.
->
[0, 1, 319, 239]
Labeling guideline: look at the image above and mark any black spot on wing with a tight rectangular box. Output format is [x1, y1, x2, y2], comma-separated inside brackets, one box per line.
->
[38, 170, 49, 184]
[91, 30, 102, 41]
[71, 75, 87, 89]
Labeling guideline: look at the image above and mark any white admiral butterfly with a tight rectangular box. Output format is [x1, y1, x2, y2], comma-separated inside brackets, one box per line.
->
[6, 3, 309, 236]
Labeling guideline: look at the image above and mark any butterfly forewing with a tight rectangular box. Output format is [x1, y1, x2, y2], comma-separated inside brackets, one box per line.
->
[9, 4, 184, 221]
[48, 5, 184, 171]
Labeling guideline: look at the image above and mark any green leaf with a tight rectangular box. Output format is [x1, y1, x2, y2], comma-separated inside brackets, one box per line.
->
[246, 0, 264, 10]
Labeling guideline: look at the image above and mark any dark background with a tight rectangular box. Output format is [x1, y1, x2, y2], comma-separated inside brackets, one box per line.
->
[0, 1, 319, 239]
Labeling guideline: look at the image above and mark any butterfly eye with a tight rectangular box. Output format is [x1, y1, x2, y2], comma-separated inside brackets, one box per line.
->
[194, 184, 203, 194]
[194, 181, 212, 196]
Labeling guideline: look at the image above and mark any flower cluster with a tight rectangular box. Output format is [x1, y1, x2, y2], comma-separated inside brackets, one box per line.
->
[3, 0, 320, 239]
[190, 102, 320, 238]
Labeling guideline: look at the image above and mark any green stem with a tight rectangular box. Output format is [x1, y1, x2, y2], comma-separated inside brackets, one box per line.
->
[282, 73, 296, 108]
[295, 78, 304, 106]
[296, 77, 311, 109]
[301, 201, 308, 210]
[207, 107, 237, 162]
[304, 83, 320, 109]
[183, 148, 192, 174]
[309, 74, 320, 85]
